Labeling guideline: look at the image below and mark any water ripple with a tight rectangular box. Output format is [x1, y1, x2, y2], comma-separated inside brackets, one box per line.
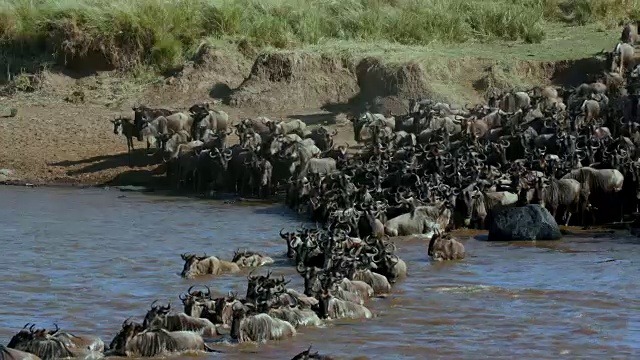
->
[1, 187, 640, 359]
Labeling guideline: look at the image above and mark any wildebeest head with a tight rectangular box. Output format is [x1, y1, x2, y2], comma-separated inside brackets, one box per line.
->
[316, 287, 336, 319]
[109, 318, 145, 356]
[142, 300, 172, 328]
[180, 285, 212, 316]
[7, 324, 35, 349]
[180, 253, 209, 278]
[188, 103, 210, 122]
[110, 117, 124, 135]
[280, 229, 302, 258]
[246, 269, 275, 301]
[291, 345, 334, 360]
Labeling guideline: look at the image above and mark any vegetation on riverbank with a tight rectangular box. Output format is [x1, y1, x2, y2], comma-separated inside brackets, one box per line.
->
[0, 0, 637, 76]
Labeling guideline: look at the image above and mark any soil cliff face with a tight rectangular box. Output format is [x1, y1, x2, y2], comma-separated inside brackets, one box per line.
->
[0, 43, 602, 186]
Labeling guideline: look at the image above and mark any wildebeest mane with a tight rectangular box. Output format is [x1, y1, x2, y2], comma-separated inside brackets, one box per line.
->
[238, 313, 294, 343]
[563, 167, 610, 192]
[0, 345, 39, 360]
[130, 329, 180, 357]
[11, 337, 73, 360]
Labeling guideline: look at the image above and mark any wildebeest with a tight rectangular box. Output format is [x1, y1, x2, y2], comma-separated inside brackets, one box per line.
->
[110, 116, 138, 166]
[108, 319, 217, 357]
[7, 325, 74, 360]
[264, 305, 324, 328]
[142, 301, 223, 337]
[180, 253, 241, 278]
[306, 127, 337, 152]
[427, 232, 465, 261]
[144, 112, 194, 139]
[351, 269, 392, 296]
[232, 249, 275, 267]
[189, 103, 230, 141]
[527, 177, 582, 226]
[384, 202, 452, 237]
[561, 167, 625, 222]
[316, 288, 373, 320]
[132, 105, 175, 140]
[290, 346, 335, 360]
[611, 42, 635, 76]
[0, 345, 40, 360]
[229, 301, 296, 343]
[621, 22, 640, 45]
[462, 188, 518, 229]
[273, 119, 307, 136]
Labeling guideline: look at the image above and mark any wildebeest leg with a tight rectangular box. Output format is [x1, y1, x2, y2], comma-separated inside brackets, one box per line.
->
[193, 169, 200, 193]
[620, 193, 624, 222]
[564, 211, 572, 227]
[126, 137, 135, 167]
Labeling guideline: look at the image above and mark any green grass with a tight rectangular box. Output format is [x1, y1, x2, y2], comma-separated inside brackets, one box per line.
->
[0, 0, 636, 76]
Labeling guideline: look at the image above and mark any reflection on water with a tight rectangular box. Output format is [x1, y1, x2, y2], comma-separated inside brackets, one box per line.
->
[0, 186, 639, 359]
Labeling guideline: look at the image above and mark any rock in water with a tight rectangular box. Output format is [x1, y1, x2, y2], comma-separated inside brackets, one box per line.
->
[116, 185, 154, 193]
[488, 204, 561, 241]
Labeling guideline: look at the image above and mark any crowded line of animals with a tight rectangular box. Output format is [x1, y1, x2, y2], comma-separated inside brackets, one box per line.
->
[3, 23, 640, 360]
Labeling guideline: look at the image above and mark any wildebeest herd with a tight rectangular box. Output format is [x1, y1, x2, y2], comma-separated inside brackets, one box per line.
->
[4, 24, 640, 360]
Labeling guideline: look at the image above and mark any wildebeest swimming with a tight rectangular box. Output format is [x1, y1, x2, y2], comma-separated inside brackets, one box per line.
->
[6, 24, 640, 360]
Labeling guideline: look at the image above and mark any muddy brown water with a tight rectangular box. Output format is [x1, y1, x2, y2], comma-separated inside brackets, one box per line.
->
[1, 186, 640, 359]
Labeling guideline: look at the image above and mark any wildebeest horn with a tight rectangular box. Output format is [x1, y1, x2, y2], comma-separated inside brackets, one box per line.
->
[122, 316, 134, 328]
[23, 323, 31, 329]
[29, 324, 36, 332]
[151, 299, 159, 308]
[49, 323, 60, 335]
[279, 228, 287, 239]
[204, 285, 211, 297]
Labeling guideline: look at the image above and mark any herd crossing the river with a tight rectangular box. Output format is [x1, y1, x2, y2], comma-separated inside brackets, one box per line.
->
[4, 23, 640, 360]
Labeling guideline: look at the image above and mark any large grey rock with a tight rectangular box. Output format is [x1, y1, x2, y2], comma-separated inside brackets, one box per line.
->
[488, 204, 562, 241]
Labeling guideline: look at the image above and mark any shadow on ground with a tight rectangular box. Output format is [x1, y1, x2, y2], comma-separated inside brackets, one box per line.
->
[287, 113, 337, 126]
[50, 150, 161, 176]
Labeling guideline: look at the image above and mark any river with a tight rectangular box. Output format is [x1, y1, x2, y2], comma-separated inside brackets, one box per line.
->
[0, 186, 639, 359]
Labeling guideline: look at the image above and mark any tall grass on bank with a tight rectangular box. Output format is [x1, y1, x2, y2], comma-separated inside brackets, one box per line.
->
[0, 0, 637, 74]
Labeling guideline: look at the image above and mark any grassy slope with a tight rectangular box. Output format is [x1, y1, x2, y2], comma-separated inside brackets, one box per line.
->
[0, 0, 631, 104]
[276, 23, 619, 103]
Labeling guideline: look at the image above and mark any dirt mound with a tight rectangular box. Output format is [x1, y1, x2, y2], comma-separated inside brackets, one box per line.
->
[356, 57, 431, 101]
[140, 43, 252, 108]
[228, 52, 359, 111]
[228, 53, 433, 114]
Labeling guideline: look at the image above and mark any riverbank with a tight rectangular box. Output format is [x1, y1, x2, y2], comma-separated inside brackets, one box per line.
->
[0, 0, 629, 186]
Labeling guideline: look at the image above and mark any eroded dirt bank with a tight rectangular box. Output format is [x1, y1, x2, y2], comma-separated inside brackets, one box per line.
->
[0, 45, 603, 187]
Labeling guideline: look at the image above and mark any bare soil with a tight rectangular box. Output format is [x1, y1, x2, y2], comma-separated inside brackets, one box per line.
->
[0, 45, 603, 187]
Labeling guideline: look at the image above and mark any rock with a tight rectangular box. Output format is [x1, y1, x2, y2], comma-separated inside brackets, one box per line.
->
[116, 185, 154, 193]
[488, 204, 562, 241]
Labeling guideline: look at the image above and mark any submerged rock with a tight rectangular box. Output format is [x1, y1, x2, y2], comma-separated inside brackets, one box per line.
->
[488, 204, 562, 241]
[116, 185, 154, 193]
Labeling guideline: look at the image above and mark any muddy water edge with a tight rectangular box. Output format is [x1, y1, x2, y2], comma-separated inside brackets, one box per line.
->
[0, 186, 639, 359]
